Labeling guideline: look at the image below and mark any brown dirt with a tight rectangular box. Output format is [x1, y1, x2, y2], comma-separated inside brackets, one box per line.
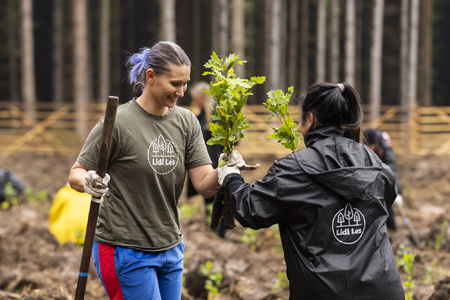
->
[0, 151, 449, 299]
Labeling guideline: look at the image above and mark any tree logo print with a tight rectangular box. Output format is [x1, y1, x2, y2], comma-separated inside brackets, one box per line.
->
[332, 203, 366, 245]
[147, 135, 180, 175]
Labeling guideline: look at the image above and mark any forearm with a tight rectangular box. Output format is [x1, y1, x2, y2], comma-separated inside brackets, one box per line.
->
[68, 161, 90, 193]
[198, 168, 220, 198]
[188, 165, 220, 199]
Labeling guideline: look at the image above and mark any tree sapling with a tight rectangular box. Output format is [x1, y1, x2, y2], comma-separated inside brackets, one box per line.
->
[263, 86, 301, 152]
[203, 52, 265, 230]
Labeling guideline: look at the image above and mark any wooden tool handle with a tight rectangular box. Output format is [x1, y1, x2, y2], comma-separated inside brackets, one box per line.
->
[75, 96, 119, 300]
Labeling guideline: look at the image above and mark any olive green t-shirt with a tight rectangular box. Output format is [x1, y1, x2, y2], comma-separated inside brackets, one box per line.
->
[77, 100, 211, 251]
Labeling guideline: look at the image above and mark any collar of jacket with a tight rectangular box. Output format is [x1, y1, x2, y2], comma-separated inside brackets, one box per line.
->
[304, 125, 346, 147]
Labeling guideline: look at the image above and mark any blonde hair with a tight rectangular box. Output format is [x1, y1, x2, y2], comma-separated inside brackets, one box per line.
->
[189, 81, 214, 123]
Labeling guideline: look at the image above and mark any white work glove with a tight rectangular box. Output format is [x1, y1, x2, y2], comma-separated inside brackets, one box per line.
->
[217, 150, 260, 185]
[84, 170, 111, 200]
[395, 194, 403, 208]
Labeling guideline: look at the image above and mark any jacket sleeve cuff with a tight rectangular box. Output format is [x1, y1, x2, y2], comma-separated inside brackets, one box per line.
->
[223, 173, 244, 196]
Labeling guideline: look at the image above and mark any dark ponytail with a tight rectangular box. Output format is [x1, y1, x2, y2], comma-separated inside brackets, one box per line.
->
[297, 82, 363, 142]
[133, 82, 144, 97]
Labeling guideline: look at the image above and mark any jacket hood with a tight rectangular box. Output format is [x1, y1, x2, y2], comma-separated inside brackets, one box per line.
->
[295, 126, 393, 202]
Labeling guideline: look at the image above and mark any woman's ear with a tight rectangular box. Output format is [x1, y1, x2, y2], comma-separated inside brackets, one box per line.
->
[146, 69, 155, 83]
[306, 112, 314, 128]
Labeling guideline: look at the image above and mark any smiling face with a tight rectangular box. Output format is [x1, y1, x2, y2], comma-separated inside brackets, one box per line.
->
[144, 64, 191, 114]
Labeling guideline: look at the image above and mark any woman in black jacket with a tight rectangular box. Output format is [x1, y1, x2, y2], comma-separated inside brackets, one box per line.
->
[218, 82, 405, 300]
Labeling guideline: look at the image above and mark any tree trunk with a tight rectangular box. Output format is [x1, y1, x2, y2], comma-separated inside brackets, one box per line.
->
[345, 0, 356, 86]
[110, 0, 121, 98]
[369, 0, 384, 124]
[231, 0, 245, 78]
[161, 0, 176, 41]
[288, 0, 298, 88]
[316, 0, 326, 83]
[192, 0, 202, 82]
[329, 0, 340, 84]
[266, 0, 283, 91]
[419, 0, 433, 106]
[212, 0, 229, 59]
[400, 0, 409, 145]
[52, 0, 63, 108]
[400, 0, 409, 108]
[407, 0, 419, 152]
[300, 0, 309, 89]
[99, 0, 110, 104]
[355, 0, 362, 90]
[127, 0, 135, 53]
[21, 0, 36, 122]
[408, 0, 419, 107]
[8, 0, 19, 104]
[73, 0, 89, 139]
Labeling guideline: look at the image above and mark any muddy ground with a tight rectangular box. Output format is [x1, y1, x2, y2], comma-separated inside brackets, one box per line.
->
[0, 151, 450, 299]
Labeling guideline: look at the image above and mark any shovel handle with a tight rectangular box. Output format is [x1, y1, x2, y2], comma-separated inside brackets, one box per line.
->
[397, 204, 421, 247]
[75, 96, 119, 300]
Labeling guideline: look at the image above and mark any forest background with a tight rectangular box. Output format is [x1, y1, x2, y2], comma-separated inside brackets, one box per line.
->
[0, 0, 447, 140]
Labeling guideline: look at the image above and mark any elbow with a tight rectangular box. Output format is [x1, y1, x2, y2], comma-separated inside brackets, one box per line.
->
[68, 170, 86, 193]
[68, 176, 84, 193]
[200, 187, 218, 199]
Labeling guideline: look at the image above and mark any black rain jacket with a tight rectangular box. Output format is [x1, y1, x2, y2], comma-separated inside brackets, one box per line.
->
[224, 126, 405, 300]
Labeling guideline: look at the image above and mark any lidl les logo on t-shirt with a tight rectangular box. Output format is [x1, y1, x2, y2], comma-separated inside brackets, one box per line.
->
[147, 135, 180, 175]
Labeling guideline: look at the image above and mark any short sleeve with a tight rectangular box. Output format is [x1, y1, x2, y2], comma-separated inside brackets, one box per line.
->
[184, 112, 212, 170]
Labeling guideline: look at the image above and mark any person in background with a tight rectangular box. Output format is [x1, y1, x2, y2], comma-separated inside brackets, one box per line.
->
[0, 168, 26, 209]
[362, 128, 403, 231]
[217, 82, 404, 299]
[187, 81, 225, 237]
[48, 183, 91, 245]
[68, 41, 220, 300]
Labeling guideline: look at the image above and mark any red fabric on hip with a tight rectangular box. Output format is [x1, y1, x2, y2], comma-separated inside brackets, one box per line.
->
[98, 243, 124, 300]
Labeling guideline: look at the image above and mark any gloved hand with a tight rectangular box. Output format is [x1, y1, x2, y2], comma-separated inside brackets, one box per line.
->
[217, 150, 260, 185]
[84, 170, 110, 199]
[395, 194, 403, 208]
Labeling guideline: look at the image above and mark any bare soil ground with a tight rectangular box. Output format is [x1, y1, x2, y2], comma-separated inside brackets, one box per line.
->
[0, 152, 450, 299]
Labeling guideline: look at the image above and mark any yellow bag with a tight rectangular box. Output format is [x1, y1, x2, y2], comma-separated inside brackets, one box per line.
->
[48, 184, 91, 245]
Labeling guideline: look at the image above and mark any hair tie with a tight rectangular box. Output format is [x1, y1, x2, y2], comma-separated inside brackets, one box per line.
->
[337, 83, 345, 93]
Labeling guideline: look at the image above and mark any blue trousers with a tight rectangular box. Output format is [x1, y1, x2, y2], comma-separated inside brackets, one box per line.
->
[92, 240, 184, 300]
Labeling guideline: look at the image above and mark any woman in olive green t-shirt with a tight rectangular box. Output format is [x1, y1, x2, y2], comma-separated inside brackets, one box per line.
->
[68, 41, 220, 300]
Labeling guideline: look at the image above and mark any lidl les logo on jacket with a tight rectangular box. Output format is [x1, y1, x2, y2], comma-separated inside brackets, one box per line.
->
[332, 203, 366, 245]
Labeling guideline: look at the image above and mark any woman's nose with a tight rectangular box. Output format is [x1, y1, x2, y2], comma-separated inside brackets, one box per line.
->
[175, 87, 184, 97]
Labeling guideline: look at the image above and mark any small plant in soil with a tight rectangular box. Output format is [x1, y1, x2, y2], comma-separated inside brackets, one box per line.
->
[203, 52, 265, 231]
[396, 244, 416, 300]
[423, 261, 437, 284]
[179, 202, 199, 220]
[239, 228, 261, 251]
[200, 260, 222, 300]
[434, 220, 448, 251]
[1, 182, 20, 210]
[271, 271, 289, 292]
[205, 203, 213, 224]
[263, 86, 301, 152]
[24, 187, 49, 203]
